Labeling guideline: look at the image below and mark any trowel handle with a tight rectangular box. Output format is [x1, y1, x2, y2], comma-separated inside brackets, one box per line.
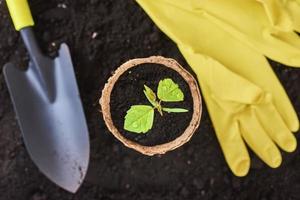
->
[6, 0, 34, 31]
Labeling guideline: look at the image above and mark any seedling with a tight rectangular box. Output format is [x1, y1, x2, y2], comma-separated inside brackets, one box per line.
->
[124, 78, 188, 134]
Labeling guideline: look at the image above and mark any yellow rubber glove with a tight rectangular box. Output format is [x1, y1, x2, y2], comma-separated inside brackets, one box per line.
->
[286, 0, 300, 32]
[146, 0, 300, 67]
[256, 0, 293, 31]
[258, 0, 300, 32]
[136, 0, 299, 176]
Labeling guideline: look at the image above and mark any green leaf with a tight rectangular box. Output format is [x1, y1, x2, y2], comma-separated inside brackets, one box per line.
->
[124, 105, 154, 134]
[143, 85, 157, 107]
[157, 78, 184, 102]
[162, 107, 188, 113]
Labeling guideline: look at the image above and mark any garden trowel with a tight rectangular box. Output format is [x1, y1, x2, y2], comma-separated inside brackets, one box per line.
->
[3, 0, 90, 193]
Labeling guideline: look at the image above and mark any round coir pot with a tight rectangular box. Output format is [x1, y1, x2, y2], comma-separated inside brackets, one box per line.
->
[100, 56, 202, 156]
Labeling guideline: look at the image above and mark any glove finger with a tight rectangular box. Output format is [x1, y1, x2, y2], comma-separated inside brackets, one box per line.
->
[266, 68, 300, 132]
[239, 107, 282, 168]
[214, 120, 250, 177]
[199, 82, 250, 177]
[256, 101, 297, 152]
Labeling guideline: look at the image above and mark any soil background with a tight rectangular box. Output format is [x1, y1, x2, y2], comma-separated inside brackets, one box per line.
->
[0, 0, 300, 200]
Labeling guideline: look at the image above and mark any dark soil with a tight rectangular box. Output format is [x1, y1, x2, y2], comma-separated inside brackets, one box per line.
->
[110, 63, 193, 146]
[0, 0, 299, 200]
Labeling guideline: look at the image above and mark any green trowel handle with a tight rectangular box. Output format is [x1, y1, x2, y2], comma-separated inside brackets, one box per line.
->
[6, 0, 34, 31]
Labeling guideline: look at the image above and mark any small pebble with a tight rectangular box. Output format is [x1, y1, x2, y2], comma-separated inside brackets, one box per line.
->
[201, 190, 206, 196]
[92, 32, 98, 39]
[57, 3, 67, 9]
[209, 178, 214, 186]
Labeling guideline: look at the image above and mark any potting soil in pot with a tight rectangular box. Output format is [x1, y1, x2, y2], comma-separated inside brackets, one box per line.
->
[110, 63, 194, 146]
